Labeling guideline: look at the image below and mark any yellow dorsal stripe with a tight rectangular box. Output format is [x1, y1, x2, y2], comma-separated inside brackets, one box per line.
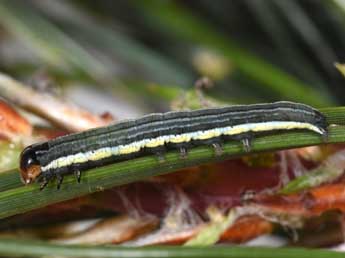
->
[42, 121, 323, 171]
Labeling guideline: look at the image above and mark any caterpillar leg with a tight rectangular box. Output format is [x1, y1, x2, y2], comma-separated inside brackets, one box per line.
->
[145, 146, 166, 163]
[156, 152, 166, 163]
[37, 172, 53, 191]
[56, 175, 64, 189]
[212, 142, 223, 156]
[74, 170, 81, 183]
[179, 147, 188, 159]
[39, 176, 50, 191]
[242, 138, 252, 153]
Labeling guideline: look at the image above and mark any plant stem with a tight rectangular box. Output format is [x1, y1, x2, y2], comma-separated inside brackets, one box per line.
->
[0, 238, 342, 258]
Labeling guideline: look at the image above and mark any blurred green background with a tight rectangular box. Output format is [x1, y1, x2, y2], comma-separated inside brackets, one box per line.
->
[0, 0, 344, 116]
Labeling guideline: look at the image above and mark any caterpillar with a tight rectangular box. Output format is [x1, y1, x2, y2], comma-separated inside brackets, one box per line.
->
[19, 101, 328, 190]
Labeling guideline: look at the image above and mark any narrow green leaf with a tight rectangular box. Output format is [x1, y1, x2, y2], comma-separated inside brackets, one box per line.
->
[0, 1, 111, 82]
[34, 0, 193, 86]
[280, 148, 345, 194]
[280, 162, 343, 194]
[134, 0, 332, 106]
[245, 0, 328, 90]
[0, 238, 342, 258]
[185, 209, 237, 246]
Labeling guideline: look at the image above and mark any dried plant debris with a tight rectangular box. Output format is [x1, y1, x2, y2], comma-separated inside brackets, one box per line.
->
[0, 72, 112, 132]
[280, 149, 345, 194]
[0, 99, 32, 141]
[53, 215, 159, 245]
[1, 145, 345, 246]
[0, 99, 32, 172]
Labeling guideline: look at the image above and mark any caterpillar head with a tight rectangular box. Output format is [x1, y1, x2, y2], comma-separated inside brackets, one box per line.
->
[19, 143, 48, 184]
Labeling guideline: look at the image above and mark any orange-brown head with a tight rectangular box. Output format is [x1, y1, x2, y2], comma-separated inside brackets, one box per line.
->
[19, 143, 48, 184]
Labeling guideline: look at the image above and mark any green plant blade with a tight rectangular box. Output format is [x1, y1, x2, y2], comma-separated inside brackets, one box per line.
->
[280, 149, 345, 194]
[133, 0, 332, 106]
[185, 209, 237, 246]
[0, 238, 342, 258]
[0, 1, 110, 82]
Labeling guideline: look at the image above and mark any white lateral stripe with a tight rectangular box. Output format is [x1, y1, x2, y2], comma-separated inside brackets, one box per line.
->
[41, 121, 323, 171]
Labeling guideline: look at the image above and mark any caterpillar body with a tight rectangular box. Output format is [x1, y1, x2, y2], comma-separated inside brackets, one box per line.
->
[19, 101, 328, 189]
